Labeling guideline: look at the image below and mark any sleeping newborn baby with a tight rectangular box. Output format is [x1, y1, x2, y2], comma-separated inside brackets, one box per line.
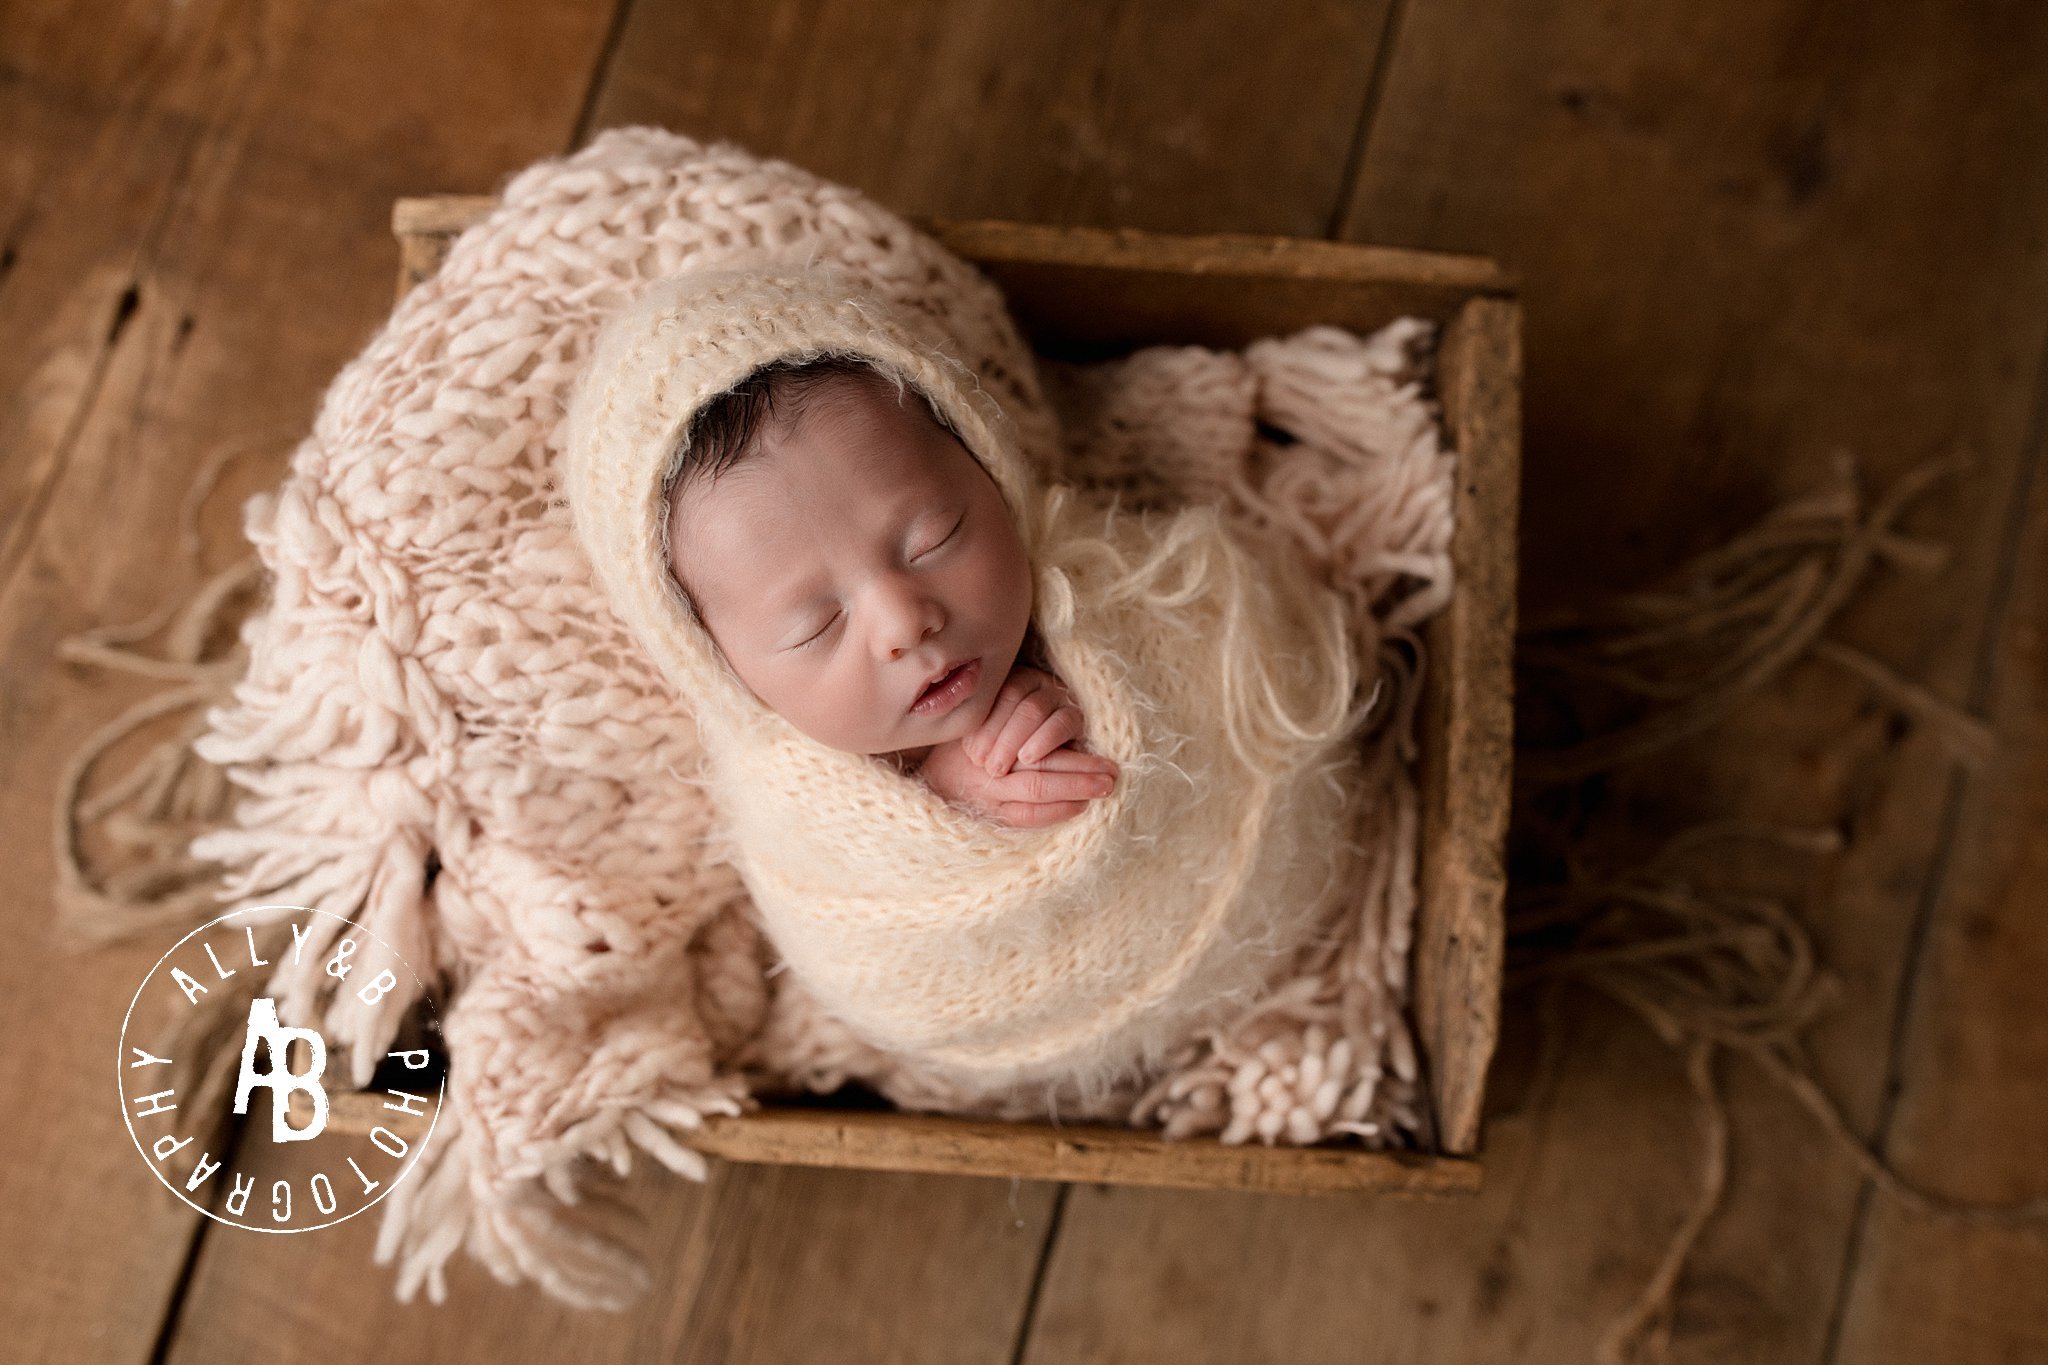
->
[568, 266, 1376, 1101]
[661, 355, 1121, 827]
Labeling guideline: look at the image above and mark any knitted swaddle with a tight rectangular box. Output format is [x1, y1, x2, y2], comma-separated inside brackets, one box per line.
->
[158, 127, 1456, 1308]
[566, 269, 1374, 1101]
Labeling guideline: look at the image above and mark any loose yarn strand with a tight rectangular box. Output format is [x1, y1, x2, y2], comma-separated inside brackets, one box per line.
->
[51, 553, 264, 947]
[1514, 460, 2048, 1363]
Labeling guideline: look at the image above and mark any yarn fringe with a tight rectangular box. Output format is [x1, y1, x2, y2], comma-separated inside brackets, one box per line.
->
[52, 314, 1454, 1301]
[57, 415, 2037, 1344]
[48, 422, 305, 950]
[1513, 456, 2048, 1364]
[1518, 451, 1985, 782]
[1098, 321, 1449, 1150]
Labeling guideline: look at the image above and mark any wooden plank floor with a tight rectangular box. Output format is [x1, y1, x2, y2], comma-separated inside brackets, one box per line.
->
[4, 1, 2043, 1361]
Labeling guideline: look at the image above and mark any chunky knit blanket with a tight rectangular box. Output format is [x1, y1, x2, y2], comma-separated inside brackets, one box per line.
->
[171, 127, 1455, 1308]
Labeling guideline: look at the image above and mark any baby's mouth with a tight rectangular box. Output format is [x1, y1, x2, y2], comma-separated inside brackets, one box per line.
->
[910, 658, 980, 716]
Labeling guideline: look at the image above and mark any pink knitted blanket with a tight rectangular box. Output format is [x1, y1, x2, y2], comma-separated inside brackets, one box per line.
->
[120, 128, 1457, 1307]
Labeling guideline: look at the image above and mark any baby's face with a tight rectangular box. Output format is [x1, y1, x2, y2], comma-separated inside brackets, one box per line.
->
[668, 371, 1033, 757]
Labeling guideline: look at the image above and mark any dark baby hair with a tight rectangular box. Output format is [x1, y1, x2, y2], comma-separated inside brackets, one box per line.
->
[668, 354, 954, 500]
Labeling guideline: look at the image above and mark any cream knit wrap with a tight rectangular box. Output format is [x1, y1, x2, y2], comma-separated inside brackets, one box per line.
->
[163, 127, 1456, 1308]
[566, 268, 1372, 1097]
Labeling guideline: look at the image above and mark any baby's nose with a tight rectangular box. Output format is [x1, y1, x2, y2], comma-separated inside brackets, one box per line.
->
[888, 619, 941, 658]
[882, 587, 945, 657]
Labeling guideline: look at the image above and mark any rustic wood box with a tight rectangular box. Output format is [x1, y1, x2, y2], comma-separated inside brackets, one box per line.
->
[351, 196, 1518, 1197]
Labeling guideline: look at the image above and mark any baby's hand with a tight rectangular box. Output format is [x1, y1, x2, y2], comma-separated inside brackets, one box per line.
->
[918, 741, 1119, 829]
[963, 666, 1089, 777]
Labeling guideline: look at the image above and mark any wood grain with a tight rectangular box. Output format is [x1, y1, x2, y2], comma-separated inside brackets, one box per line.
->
[0, 8, 251, 1355]
[316, 1091, 1481, 1196]
[1418, 294, 1520, 1156]
[0, 1, 617, 1360]
[1025, 0, 2048, 1359]
[1828, 389, 2048, 1357]
[1023, 994, 1716, 1365]
[0, 1, 240, 618]
[17, 0, 2042, 1359]
[391, 203, 1518, 288]
[691, 1109, 1481, 1197]
[1372, 0, 2048, 1355]
[392, 201, 1516, 347]
[162, 1123, 1063, 1365]
[582, 0, 1393, 235]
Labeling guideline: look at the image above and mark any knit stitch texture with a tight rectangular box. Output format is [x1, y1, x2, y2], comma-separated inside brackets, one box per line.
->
[567, 267, 1371, 1104]
[182, 126, 1457, 1308]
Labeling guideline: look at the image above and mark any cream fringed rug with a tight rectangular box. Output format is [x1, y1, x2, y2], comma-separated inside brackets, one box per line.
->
[55, 127, 1457, 1308]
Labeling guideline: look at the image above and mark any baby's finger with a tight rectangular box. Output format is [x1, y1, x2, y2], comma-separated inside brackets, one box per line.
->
[1029, 748, 1119, 777]
[963, 696, 1014, 764]
[983, 686, 1058, 777]
[1014, 704, 1084, 766]
[965, 673, 1043, 767]
[994, 766, 1116, 805]
[996, 800, 1092, 828]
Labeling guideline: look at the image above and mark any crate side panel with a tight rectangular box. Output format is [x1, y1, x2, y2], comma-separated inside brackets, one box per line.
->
[1415, 294, 1519, 1155]
[976, 259, 1497, 356]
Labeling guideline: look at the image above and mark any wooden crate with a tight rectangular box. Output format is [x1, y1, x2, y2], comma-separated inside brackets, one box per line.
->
[364, 196, 1519, 1197]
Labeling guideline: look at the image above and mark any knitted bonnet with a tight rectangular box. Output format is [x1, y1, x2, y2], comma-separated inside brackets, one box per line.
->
[565, 267, 1379, 1097]
[565, 267, 1050, 752]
